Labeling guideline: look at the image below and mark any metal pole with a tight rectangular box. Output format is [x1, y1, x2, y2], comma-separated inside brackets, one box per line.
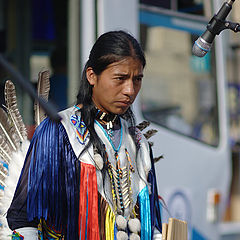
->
[67, 0, 81, 106]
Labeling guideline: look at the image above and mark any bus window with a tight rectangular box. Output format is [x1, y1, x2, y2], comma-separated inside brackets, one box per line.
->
[140, 26, 219, 146]
[139, 0, 205, 15]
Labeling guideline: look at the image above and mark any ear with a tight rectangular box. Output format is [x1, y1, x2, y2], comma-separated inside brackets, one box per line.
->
[86, 67, 97, 86]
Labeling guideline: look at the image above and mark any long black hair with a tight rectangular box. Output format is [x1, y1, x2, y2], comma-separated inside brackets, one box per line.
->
[76, 30, 146, 157]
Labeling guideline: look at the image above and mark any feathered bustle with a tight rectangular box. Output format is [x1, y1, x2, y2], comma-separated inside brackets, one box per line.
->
[0, 80, 29, 239]
[0, 73, 51, 239]
[0, 108, 19, 152]
[0, 140, 29, 238]
[4, 80, 27, 142]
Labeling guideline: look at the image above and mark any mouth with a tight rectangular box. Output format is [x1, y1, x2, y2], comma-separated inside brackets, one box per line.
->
[117, 100, 132, 107]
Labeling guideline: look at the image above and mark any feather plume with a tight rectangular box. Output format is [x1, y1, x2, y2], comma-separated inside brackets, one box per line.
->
[143, 129, 158, 140]
[0, 108, 18, 152]
[0, 135, 12, 164]
[0, 81, 29, 239]
[136, 120, 150, 131]
[153, 155, 164, 163]
[0, 140, 29, 239]
[4, 80, 27, 142]
[34, 70, 50, 126]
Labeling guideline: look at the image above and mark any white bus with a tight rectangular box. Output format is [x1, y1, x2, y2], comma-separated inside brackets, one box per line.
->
[78, 0, 238, 239]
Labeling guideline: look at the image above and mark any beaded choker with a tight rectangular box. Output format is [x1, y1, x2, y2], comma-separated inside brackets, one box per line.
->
[95, 108, 118, 130]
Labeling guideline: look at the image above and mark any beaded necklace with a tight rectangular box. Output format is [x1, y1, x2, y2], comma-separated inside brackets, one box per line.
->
[95, 119, 135, 213]
[95, 119, 122, 152]
[95, 111, 141, 238]
[95, 109, 118, 130]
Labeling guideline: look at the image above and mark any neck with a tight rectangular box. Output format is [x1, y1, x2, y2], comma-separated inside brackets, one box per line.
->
[95, 107, 118, 129]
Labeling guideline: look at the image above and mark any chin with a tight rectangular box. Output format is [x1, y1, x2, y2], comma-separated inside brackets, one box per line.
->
[113, 107, 129, 115]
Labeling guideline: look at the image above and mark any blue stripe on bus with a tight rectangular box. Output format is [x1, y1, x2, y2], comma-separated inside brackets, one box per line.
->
[139, 10, 205, 35]
[192, 228, 208, 240]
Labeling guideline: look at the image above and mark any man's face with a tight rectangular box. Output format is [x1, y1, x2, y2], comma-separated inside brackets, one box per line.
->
[87, 57, 143, 115]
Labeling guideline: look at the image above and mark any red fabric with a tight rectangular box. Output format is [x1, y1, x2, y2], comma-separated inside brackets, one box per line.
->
[79, 162, 100, 240]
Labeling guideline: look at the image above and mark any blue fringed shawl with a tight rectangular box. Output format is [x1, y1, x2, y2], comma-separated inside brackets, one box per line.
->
[22, 118, 80, 239]
[14, 116, 162, 240]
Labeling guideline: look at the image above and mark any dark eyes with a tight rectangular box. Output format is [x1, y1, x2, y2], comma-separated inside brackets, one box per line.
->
[115, 76, 126, 81]
[135, 77, 143, 82]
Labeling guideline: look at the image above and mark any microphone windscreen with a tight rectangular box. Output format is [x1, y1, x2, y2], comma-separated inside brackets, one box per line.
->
[192, 37, 212, 57]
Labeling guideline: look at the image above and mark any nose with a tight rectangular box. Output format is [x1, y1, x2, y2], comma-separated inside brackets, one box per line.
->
[123, 79, 135, 98]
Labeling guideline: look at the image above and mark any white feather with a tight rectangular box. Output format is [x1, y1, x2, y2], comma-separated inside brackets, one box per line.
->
[0, 139, 29, 239]
[0, 75, 49, 239]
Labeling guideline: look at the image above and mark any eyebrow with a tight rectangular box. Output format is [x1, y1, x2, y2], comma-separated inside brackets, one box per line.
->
[113, 73, 144, 78]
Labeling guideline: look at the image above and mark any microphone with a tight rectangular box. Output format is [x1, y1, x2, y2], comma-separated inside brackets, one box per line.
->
[192, 0, 235, 57]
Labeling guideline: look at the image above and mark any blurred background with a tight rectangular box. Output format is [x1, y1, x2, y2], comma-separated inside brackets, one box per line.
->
[1, 0, 240, 239]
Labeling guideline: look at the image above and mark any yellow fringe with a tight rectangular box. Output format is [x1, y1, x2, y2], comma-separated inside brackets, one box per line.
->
[105, 206, 116, 240]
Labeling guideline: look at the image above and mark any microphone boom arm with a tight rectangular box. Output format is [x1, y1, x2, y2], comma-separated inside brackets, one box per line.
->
[207, 14, 240, 36]
[224, 21, 240, 33]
